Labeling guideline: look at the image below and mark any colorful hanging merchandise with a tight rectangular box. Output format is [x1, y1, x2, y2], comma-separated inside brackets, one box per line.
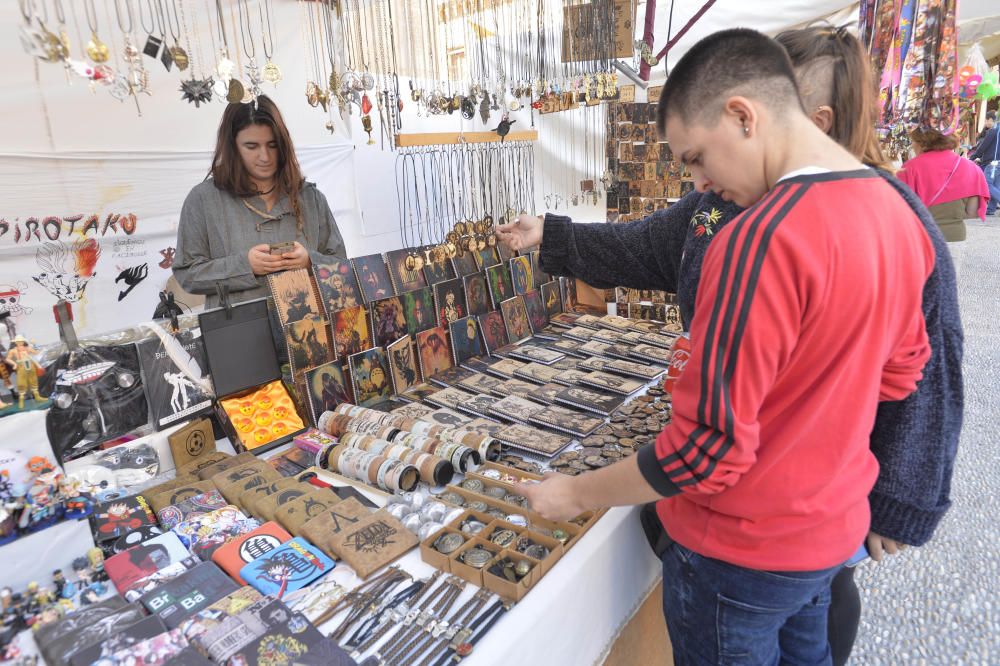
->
[860, 0, 960, 139]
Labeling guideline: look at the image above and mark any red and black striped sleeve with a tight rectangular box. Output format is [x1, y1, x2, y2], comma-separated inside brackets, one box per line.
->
[637, 183, 811, 497]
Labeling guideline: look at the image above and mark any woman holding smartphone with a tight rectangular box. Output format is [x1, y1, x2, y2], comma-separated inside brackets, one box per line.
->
[174, 95, 346, 307]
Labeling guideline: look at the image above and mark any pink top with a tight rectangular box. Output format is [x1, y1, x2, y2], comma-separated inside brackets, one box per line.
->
[897, 150, 990, 220]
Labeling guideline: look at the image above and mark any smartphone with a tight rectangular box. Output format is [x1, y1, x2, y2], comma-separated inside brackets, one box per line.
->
[845, 542, 869, 567]
[269, 242, 294, 256]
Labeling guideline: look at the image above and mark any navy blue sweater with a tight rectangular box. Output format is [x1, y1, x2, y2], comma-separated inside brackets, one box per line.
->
[540, 171, 963, 546]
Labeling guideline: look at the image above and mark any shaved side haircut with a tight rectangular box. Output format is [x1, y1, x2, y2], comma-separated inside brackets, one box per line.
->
[656, 28, 806, 134]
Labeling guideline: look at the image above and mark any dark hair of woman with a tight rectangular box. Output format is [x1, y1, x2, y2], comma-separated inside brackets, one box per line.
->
[910, 128, 960, 153]
[776, 25, 891, 171]
[209, 95, 306, 235]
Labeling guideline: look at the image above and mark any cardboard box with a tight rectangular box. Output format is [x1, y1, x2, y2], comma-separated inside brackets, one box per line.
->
[419, 527, 465, 572]
[449, 536, 500, 587]
[481, 548, 543, 602]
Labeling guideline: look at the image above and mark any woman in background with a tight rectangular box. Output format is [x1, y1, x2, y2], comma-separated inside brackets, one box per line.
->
[174, 96, 346, 307]
[897, 128, 989, 246]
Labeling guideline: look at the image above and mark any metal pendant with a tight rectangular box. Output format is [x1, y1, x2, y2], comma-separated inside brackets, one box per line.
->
[169, 45, 189, 71]
[479, 96, 490, 124]
[217, 56, 236, 79]
[227, 78, 246, 103]
[262, 61, 282, 84]
[362, 71, 375, 90]
[87, 32, 110, 63]
[461, 96, 475, 120]
[142, 34, 161, 59]
[160, 43, 174, 71]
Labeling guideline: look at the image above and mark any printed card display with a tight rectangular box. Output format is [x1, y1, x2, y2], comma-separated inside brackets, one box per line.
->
[448, 315, 485, 365]
[385, 248, 429, 293]
[486, 263, 514, 308]
[304, 361, 352, 425]
[331, 305, 373, 359]
[284, 317, 333, 375]
[347, 348, 393, 407]
[386, 336, 422, 395]
[509, 256, 533, 296]
[267, 269, 322, 327]
[500, 297, 532, 343]
[540, 280, 563, 319]
[463, 273, 492, 316]
[434, 277, 467, 328]
[314, 259, 364, 315]
[399, 287, 437, 335]
[478, 311, 509, 354]
[522, 290, 549, 334]
[423, 256, 457, 285]
[370, 296, 409, 348]
[352, 254, 394, 303]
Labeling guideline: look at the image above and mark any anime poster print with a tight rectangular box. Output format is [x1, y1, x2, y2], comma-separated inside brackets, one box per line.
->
[463, 273, 491, 316]
[351, 254, 394, 303]
[540, 280, 562, 318]
[486, 264, 513, 308]
[284, 318, 333, 375]
[451, 249, 480, 277]
[370, 296, 409, 348]
[267, 269, 322, 327]
[433, 277, 466, 328]
[522, 290, 549, 334]
[500, 297, 531, 343]
[386, 336, 422, 394]
[448, 316, 485, 366]
[415, 326, 452, 378]
[305, 361, 352, 424]
[422, 256, 456, 285]
[332, 305, 372, 358]
[314, 260, 363, 316]
[347, 348, 392, 407]
[398, 287, 436, 335]
[508, 256, 533, 296]
[477, 311, 509, 355]
[385, 248, 428, 293]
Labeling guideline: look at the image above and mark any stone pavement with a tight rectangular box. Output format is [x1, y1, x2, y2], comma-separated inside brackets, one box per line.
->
[850, 218, 1000, 665]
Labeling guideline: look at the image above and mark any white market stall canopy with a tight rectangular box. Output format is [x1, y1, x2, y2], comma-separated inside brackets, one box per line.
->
[3, 0, 997, 346]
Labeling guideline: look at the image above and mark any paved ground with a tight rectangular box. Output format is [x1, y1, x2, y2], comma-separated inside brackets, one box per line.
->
[850, 219, 1000, 665]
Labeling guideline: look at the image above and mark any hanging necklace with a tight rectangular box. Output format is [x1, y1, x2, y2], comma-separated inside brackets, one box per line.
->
[152, 0, 173, 70]
[260, 0, 281, 84]
[237, 0, 262, 101]
[213, 0, 239, 99]
[178, 0, 213, 107]
[84, 0, 110, 63]
[137, 0, 160, 59]
[164, 0, 189, 70]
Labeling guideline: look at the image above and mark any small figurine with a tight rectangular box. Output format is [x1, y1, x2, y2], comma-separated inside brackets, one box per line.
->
[51, 571, 66, 599]
[86, 547, 108, 582]
[79, 587, 100, 606]
[5, 336, 45, 410]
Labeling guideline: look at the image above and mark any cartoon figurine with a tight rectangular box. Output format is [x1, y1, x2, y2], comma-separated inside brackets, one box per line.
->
[5, 336, 45, 409]
[86, 547, 108, 582]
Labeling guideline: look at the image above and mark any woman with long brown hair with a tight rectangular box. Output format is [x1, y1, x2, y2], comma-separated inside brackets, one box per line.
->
[174, 95, 346, 307]
[500, 25, 961, 666]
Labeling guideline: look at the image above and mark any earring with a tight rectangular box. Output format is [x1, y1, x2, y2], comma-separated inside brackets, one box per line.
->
[743, 125, 750, 137]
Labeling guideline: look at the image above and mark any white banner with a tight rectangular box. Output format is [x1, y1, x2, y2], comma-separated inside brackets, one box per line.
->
[0, 144, 354, 345]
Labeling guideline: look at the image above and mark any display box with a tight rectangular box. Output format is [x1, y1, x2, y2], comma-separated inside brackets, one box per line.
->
[467, 461, 545, 484]
[482, 518, 564, 577]
[481, 547, 543, 602]
[199, 298, 308, 456]
[419, 526, 465, 572]
[449, 536, 501, 587]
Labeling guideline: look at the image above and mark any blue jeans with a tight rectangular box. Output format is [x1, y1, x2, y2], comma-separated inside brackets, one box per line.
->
[984, 162, 1000, 215]
[661, 541, 843, 665]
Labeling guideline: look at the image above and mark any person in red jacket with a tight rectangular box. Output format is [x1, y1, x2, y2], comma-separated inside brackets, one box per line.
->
[518, 29, 934, 664]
